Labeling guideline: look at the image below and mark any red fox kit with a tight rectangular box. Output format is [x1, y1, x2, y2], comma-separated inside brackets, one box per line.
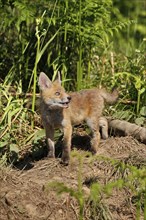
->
[38, 72, 118, 165]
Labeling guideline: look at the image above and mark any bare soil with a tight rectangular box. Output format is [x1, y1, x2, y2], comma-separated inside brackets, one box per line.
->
[0, 135, 146, 220]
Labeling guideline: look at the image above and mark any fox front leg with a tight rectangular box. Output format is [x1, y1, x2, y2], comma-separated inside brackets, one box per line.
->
[61, 125, 72, 165]
[45, 125, 55, 158]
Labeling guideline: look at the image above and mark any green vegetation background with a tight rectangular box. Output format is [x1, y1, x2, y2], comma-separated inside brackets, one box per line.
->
[0, 0, 146, 153]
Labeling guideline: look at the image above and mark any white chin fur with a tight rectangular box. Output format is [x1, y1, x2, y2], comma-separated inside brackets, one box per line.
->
[48, 103, 69, 109]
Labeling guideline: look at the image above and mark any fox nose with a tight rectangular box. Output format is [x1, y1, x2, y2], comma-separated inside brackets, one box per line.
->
[67, 96, 71, 101]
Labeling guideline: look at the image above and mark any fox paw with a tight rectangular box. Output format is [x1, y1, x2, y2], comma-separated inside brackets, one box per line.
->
[61, 154, 70, 166]
[90, 148, 98, 155]
[60, 159, 69, 166]
[47, 152, 55, 158]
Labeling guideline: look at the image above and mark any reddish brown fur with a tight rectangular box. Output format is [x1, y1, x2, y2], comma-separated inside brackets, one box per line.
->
[39, 72, 118, 164]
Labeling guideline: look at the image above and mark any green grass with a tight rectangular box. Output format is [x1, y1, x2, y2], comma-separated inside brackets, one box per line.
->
[46, 151, 146, 220]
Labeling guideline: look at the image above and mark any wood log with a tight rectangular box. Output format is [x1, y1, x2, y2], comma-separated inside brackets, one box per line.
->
[108, 119, 146, 144]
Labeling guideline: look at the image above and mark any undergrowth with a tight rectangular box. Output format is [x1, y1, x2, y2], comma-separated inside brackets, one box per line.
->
[46, 151, 146, 220]
[0, 0, 145, 153]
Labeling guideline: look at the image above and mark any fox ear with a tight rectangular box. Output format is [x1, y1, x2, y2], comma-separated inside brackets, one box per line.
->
[57, 71, 61, 84]
[38, 72, 52, 90]
[53, 71, 61, 85]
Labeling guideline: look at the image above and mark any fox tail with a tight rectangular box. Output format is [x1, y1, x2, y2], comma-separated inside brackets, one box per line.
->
[100, 88, 119, 104]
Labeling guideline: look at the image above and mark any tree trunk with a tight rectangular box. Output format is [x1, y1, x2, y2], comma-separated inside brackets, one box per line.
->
[108, 119, 146, 144]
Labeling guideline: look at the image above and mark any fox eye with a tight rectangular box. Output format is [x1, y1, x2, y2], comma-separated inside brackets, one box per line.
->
[55, 91, 60, 96]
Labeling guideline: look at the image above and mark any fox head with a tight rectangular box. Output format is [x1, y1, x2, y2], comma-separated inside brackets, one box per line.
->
[38, 72, 71, 109]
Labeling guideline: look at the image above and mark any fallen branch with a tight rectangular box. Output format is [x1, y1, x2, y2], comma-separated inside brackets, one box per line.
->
[108, 119, 146, 144]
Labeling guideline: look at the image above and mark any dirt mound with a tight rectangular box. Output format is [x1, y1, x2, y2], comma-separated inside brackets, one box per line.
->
[0, 136, 146, 220]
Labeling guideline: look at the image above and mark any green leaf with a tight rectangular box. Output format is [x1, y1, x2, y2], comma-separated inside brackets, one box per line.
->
[0, 140, 8, 148]
[140, 106, 146, 117]
[0, 153, 7, 165]
[135, 117, 145, 126]
[113, 110, 133, 121]
[38, 28, 60, 63]
[8, 107, 22, 127]
[33, 129, 45, 143]
[10, 144, 20, 153]
[135, 77, 142, 90]
[90, 183, 101, 203]
[139, 88, 145, 95]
